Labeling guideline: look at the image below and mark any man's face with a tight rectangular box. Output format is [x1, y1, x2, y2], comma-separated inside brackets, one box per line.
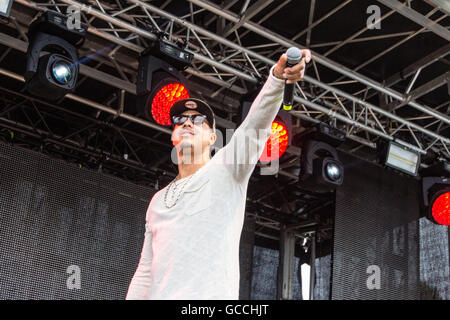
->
[171, 110, 216, 155]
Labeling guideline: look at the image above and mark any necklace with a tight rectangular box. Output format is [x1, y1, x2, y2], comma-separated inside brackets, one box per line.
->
[163, 171, 197, 209]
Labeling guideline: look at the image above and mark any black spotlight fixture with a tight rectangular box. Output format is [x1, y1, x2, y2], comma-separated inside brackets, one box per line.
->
[25, 11, 86, 100]
[421, 161, 450, 226]
[136, 39, 193, 126]
[299, 122, 345, 193]
[240, 88, 293, 163]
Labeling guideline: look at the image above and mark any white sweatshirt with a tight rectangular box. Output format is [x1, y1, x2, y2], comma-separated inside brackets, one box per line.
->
[126, 65, 284, 300]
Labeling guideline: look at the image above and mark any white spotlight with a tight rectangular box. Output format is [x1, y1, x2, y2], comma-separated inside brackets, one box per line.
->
[0, 0, 13, 18]
[385, 142, 420, 176]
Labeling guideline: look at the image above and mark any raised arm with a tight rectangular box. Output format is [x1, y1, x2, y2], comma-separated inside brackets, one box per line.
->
[214, 50, 311, 183]
[125, 222, 153, 300]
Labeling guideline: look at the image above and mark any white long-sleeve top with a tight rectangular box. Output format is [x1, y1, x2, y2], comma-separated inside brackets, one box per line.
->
[126, 65, 284, 300]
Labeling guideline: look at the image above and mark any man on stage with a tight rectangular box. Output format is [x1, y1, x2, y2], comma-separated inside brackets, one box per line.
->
[126, 49, 311, 300]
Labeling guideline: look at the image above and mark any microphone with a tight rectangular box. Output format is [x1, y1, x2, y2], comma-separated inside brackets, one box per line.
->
[282, 47, 302, 111]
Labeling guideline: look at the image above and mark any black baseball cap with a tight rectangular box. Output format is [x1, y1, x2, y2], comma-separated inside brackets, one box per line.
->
[170, 98, 216, 129]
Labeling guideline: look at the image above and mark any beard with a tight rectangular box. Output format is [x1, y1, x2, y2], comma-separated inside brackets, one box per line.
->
[176, 137, 208, 164]
[178, 139, 194, 152]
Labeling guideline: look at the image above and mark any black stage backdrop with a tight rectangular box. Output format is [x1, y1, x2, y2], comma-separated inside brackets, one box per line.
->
[333, 152, 420, 299]
[419, 217, 450, 299]
[0, 142, 153, 299]
[333, 152, 449, 300]
[0, 142, 263, 299]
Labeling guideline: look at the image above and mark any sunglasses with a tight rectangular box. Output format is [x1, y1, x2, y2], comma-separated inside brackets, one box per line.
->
[172, 114, 210, 127]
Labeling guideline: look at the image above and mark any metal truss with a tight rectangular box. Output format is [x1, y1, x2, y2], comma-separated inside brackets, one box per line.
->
[377, 0, 450, 41]
[0, 78, 175, 185]
[5, 0, 448, 161]
[2, 0, 450, 157]
[187, 0, 450, 155]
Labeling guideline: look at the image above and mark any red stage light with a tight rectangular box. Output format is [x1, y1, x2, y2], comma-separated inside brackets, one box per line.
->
[431, 191, 450, 226]
[259, 120, 289, 162]
[151, 83, 189, 126]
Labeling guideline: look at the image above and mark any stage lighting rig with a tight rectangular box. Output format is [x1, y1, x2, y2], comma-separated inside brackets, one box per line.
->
[24, 10, 86, 101]
[259, 116, 291, 163]
[385, 142, 420, 176]
[299, 122, 345, 193]
[0, 0, 13, 18]
[240, 92, 293, 163]
[422, 161, 450, 225]
[137, 39, 193, 126]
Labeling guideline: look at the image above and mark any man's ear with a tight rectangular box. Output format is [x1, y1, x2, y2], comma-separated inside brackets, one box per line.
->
[210, 131, 217, 145]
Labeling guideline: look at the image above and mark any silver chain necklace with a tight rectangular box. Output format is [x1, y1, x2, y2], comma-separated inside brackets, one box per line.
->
[163, 171, 197, 209]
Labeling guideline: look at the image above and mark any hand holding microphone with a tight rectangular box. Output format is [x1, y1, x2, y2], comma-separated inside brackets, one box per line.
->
[273, 47, 312, 110]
